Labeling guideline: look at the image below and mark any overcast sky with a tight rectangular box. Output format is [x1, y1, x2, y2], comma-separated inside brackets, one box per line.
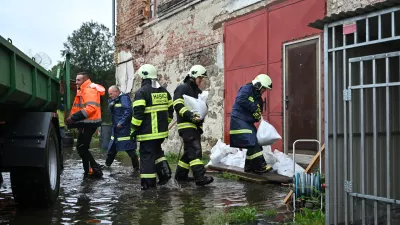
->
[0, 0, 113, 69]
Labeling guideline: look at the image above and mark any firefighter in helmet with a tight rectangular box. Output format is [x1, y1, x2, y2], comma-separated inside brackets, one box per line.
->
[131, 64, 174, 190]
[229, 74, 273, 174]
[173, 65, 214, 186]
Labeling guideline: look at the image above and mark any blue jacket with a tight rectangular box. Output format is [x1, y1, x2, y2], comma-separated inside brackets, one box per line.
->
[229, 83, 263, 148]
[108, 93, 137, 151]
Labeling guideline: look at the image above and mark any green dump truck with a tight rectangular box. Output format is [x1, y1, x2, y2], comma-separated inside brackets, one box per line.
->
[0, 35, 72, 208]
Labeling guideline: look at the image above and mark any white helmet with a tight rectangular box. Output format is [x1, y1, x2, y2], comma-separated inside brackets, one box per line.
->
[252, 74, 272, 90]
[138, 64, 157, 79]
[188, 65, 207, 78]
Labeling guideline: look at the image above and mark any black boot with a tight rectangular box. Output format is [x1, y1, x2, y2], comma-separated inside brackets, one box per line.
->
[195, 176, 214, 186]
[131, 154, 140, 172]
[156, 160, 172, 185]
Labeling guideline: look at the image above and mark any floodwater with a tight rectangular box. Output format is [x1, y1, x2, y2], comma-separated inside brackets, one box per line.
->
[0, 145, 290, 225]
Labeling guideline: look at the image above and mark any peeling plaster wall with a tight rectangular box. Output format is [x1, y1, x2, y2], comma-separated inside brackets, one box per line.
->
[116, 0, 277, 153]
[327, 0, 386, 15]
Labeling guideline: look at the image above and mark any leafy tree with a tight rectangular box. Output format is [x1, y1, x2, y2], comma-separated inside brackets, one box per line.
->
[61, 21, 115, 85]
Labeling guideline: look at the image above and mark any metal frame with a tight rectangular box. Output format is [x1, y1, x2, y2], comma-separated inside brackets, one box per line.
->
[291, 139, 322, 222]
[282, 35, 322, 155]
[324, 6, 400, 225]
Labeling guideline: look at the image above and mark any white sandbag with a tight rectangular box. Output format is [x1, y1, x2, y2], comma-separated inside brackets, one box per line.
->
[272, 151, 305, 177]
[198, 91, 209, 102]
[257, 117, 282, 146]
[262, 145, 277, 165]
[183, 94, 208, 120]
[209, 139, 228, 165]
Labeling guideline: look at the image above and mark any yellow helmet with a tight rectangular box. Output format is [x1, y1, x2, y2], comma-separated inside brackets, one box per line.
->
[189, 65, 207, 78]
[252, 74, 272, 90]
[137, 64, 157, 79]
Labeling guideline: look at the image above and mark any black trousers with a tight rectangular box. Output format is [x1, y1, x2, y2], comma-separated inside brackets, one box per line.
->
[244, 142, 268, 173]
[175, 130, 206, 181]
[140, 139, 171, 189]
[106, 143, 139, 169]
[77, 127, 99, 173]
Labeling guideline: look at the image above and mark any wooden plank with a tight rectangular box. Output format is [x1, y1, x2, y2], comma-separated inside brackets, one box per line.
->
[283, 144, 325, 204]
[305, 144, 325, 173]
[207, 163, 293, 184]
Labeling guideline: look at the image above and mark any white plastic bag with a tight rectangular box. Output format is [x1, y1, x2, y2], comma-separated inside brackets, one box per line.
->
[209, 139, 228, 165]
[198, 91, 209, 102]
[272, 149, 305, 177]
[183, 94, 208, 120]
[257, 117, 282, 146]
[262, 145, 277, 165]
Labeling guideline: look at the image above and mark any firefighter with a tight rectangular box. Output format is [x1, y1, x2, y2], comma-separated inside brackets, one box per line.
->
[229, 74, 273, 174]
[173, 65, 214, 186]
[67, 72, 105, 178]
[130, 64, 174, 190]
[101, 85, 139, 172]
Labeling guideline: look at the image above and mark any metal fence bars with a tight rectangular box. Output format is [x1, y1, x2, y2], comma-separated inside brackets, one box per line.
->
[324, 6, 400, 225]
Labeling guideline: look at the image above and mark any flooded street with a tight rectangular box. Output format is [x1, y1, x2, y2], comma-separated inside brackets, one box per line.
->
[0, 144, 290, 225]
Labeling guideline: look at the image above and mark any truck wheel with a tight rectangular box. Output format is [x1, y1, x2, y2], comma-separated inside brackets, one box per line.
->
[10, 122, 61, 208]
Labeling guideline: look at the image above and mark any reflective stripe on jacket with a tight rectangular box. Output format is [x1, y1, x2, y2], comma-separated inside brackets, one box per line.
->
[229, 116, 257, 148]
[69, 79, 105, 128]
[108, 93, 137, 151]
[131, 79, 174, 142]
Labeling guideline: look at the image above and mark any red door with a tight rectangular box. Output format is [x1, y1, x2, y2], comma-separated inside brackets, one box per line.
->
[223, 0, 325, 151]
[224, 11, 268, 144]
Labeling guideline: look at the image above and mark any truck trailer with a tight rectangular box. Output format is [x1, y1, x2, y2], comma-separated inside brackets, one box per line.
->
[0, 35, 72, 208]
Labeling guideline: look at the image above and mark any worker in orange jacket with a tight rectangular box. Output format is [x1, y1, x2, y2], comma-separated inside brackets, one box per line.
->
[67, 72, 105, 178]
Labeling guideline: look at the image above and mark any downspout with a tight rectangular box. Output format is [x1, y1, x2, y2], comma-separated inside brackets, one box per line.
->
[112, 0, 116, 36]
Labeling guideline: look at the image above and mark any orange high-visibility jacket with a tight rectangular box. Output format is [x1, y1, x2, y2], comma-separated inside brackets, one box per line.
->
[69, 79, 105, 128]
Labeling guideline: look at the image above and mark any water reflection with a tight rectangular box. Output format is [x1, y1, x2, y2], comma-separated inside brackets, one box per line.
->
[0, 146, 288, 225]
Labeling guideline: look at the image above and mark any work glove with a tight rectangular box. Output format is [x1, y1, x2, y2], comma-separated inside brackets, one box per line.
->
[70, 110, 86, 122]
[253, 108, 262, 122]
[191, 113, 201, 124]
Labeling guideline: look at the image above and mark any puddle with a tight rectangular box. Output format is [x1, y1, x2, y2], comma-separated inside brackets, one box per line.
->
[0, 145, 290, 225]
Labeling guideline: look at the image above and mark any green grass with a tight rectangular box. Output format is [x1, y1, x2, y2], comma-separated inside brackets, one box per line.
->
[216, 172, 240, 181]
[284, 208, 325, 225]
[203, 206, 258, 225]
[264, 209, 278, 218]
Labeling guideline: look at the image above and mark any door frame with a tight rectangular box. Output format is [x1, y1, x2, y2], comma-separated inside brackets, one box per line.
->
[282, 35, 322, 154]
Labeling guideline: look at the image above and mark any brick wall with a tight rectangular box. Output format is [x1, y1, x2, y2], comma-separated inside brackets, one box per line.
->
[115, 0, 275, 152]
[327, 0, 386, 15]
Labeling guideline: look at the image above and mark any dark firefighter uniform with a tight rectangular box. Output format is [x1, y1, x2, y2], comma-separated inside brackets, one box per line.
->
[173, 65, 213, 186]
[106, 93, 139, 170]
[131, 67, 174, 190]
[229, 83, 271, 174]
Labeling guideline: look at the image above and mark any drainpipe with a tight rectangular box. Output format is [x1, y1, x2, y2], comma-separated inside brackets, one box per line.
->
[112, 0, 116, 36]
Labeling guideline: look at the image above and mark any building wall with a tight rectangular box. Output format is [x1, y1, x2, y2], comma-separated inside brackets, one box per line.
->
[115, 0, 278, 152]
[327, 0, 385, 15]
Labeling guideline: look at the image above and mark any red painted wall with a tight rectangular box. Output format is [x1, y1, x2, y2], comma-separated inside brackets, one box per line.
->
[224, 0, 325, 151]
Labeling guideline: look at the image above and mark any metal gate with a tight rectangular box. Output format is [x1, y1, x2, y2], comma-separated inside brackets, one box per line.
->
[324, 6, 400, 225]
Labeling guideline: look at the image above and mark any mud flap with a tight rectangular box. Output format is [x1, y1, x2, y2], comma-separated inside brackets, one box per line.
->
[1, 112, 58, 168]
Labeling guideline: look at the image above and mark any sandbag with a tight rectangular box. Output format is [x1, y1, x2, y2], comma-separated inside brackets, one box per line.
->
[183, 93, 208, 120]
[256, 117, 282, 146]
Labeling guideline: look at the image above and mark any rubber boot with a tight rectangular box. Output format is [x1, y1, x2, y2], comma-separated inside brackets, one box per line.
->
[195, 176, 214, 186]
[174, 164, 190, 181]
[131, 154, 140, 172]
[156, 161, 172, 185]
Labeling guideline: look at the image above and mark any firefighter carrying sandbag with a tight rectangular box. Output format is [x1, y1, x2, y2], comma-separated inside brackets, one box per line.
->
[173, 65, 214, 186]
[229, 74, 273, 174]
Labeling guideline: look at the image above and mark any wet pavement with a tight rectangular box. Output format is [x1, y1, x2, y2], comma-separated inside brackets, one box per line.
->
[0, 145, 290, 225]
